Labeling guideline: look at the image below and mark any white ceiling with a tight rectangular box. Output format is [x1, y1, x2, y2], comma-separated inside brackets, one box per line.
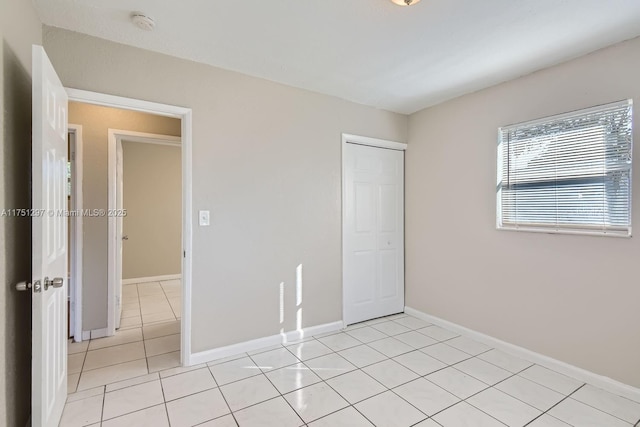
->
[33, 0, 640, 114]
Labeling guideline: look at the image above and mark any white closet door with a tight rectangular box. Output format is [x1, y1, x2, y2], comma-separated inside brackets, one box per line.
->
[343, 142, 404, 325]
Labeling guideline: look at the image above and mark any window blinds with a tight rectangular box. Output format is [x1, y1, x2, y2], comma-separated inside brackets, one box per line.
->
[497, 99, 633, 236]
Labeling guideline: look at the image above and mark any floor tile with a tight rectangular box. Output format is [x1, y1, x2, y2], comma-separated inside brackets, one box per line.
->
[433, 401, 505, 427]
[303, 353, 357, 380]
[77, 359, 149, 390]
[367, 337, 413, 357]
[105, 373, 159, 392]
[143, 320, 181, 340]
[121, 308, 140, 319]
[326, 369, 386, 404]
[251, 347, 300, 372]
[338, 344, 387, 368]
[285, 340, 332, 361]
[142, 311, 176, 324]
[370, 321, 411, 336]
[207, 352, 249, 366]
[362, 359, 418, 388]
[426, 367, 488, 399]
[478, 349, 533, 373]
[148, 350, 181, 373]
[308, 406, 374, 427]
[527, 414, 572, 427]
[166, 388, 230, 427]
[468, 387, 541, 426]
[120, 316, 143, 329]
[140, 302, 173, 316]
[161, 367, 217, 401]
[344, 326, 388, 343]
[417, 325, 459, 341]
[393, 350, 446, 376]
[394, 331, 437, 349]
[88, 328, 143, 351]
[68, 340, 89, 355]
[67, 373, 80, 394]
[317, 333, 361, 351]
[67, 386, 105, 403]
[421, 343, 471, 365]
[220, 374, 279, 411]
[519, 365, 583, 395]
[495, 375, 565, 411]
[234, 396, 303, 427]
[446, 336, 492, 356]
[159, 362, 206, 379]
[145, 334, 180, 357]
[413, 420, 442, 427]
[101, 403, 169, 427]
[392, 316, 432, 330]
[59, 394, 103, 427]
[68, 352, 85, 374]
[549, 397, 630, 427]
[199, 414, 238, 426]
[103, 379, 165, 420]
[284, 382, 349, 423]
[343, 322, 369, 331]
[83, 341, 146, 371]
[454, 358, 512, 385]
[394, 377, 459, 416]
[209, 356, 261, 385]
[247, 344, 283, 356]
[355, 390, 427, 427]
[265, 362, 322, 394]
[571, 384, 640, 424]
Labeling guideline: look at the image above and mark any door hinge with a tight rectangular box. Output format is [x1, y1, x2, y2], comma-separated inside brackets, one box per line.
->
[183, 251, 186, 258]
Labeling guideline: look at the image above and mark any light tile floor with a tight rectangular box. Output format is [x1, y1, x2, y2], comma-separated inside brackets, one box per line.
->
[62, 312, 640, 427]
[67, 280, 182, 395]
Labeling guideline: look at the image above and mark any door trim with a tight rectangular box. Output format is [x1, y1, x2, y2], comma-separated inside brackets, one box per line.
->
[107, 129, 182, 334]
[66, 88, 194, 366]
[68, 124, 84, 342]
[341, 134, 407, 326]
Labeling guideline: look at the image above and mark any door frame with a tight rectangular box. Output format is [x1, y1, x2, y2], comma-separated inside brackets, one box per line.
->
[68, 124, 84, 342]
[341, 133, 407, 326]
[66, 88, 194, 365]
[107, 129, 182, 334]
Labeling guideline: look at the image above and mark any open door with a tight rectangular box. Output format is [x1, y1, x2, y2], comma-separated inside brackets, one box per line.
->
[32, 44, 68, 427]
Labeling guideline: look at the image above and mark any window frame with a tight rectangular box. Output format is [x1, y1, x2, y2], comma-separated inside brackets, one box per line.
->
[496, 99, 633, 238]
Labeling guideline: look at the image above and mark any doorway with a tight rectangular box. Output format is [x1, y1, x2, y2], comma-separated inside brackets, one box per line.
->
[342, 134, 407, 325]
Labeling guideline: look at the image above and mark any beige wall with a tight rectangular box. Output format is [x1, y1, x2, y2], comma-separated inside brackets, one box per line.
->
[406, 36, 640, 387]
[46, 28, 408, 352]
[0, 0, 42, 425]
[68, 102, 181, 330]
[122, 140, 182, 279]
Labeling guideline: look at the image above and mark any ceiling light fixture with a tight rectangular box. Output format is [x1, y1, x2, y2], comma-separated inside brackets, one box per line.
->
[391, 0, 421, 5]
[131, 13, 156, 31]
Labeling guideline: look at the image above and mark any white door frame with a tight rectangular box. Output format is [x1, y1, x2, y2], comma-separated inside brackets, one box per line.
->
[341, 133, 407, 325]
[107, 129, 182, 334]
[66, 88, 194, 365]
[68, 124, 84, 342]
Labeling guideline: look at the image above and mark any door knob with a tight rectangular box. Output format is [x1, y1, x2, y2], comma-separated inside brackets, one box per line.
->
[15, 280, 41, 293]
[43, 277, 64, 291]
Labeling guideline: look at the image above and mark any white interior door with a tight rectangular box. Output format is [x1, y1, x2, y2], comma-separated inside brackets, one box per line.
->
[32, 44, 68, 427]
[343, 142, 405, 325]
[115, 139, 124, 328]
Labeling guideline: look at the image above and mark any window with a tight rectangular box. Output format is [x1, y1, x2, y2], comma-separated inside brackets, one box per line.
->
[497, 99, 633, 237]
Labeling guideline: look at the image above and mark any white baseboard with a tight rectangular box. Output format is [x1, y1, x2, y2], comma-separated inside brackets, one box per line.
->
[405, 306, 640, 403]
[189, 321, 344, 366]
[122, 274, 181, 285]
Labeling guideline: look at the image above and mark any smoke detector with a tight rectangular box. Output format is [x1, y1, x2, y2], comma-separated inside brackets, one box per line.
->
[131, 13, 155, 31]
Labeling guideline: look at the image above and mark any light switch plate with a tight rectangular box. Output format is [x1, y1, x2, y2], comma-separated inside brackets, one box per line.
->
[199, 210, 210, 226]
